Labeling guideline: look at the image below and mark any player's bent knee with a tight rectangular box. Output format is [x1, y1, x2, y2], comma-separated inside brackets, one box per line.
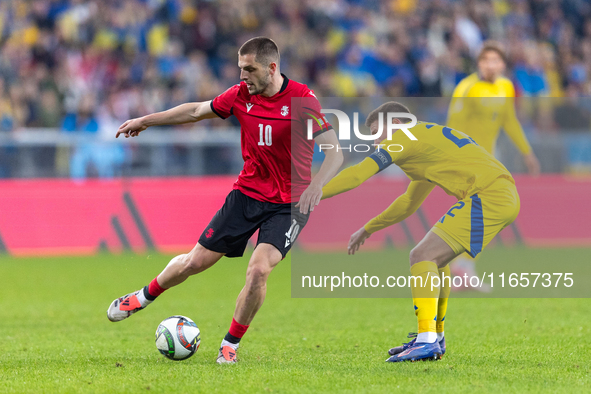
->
[409, 247, 451, 268]
[245, 263, 272, 286]
[409, 247, 426, 266]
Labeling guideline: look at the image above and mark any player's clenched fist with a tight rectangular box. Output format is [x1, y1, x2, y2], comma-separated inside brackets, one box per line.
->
[116, 118, 147, 138]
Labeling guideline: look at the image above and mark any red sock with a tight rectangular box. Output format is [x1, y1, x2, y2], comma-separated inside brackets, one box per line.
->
[228, 318, 250, 339]
[147, 277, 166, 298]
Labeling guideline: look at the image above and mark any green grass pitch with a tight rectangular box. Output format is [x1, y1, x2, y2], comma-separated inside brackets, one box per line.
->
[1, 247, 590, 393]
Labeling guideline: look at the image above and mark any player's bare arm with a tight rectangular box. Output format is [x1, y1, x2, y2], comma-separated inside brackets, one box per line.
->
[296, 129, 343, 214]
[116, 101, 218, 138]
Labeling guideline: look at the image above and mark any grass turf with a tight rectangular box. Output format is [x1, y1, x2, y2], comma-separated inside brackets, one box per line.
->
[0, 247, 590, 393]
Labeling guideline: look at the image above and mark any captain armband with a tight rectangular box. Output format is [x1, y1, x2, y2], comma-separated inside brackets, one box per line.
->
[369, 149, 394, 172]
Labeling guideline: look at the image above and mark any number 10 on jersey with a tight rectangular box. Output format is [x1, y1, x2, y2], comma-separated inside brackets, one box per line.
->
[258, 124, 272, 146]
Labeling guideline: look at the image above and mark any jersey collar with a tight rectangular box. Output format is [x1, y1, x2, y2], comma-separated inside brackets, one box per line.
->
[279, 73, 289, 93]
[477, 72, 499, 84]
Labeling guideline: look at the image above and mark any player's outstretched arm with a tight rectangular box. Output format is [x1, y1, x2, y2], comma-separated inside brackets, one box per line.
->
[523, 152, 541, 177]
[296, 130, 344, 214]
[348, 181, 434, 255]
[446, 79, 470, 131]
[321, 156, 381, 200]
[503, 98, 540, 176]
[116, 101, 218, 138]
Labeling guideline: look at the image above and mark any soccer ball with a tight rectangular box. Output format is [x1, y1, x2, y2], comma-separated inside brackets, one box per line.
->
[155, 315, 201, 361]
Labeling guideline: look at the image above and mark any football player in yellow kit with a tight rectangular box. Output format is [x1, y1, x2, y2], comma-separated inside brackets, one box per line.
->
[322, 102, 520, 362]
[447, 41, 539, 290]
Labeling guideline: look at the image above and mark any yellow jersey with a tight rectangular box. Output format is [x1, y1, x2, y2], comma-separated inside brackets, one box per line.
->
[447, 73, 532, 155]
[322, 122, 515, 234]
[337, 122, 514, 200]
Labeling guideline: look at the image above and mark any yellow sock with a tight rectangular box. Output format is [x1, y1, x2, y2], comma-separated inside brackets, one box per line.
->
[410, 261, 440, 342]
[437, 265, 451, 334]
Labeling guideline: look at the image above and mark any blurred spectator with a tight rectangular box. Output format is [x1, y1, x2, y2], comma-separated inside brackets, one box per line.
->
[62, 93, 123, 179]
[513, 42, 549, 96]
[0, 78, 14, 132]
[1, 0, 589, 133]
[0, 0, 590, 178]
[36, 89, 62, 128]
[0, 77, 16, 178]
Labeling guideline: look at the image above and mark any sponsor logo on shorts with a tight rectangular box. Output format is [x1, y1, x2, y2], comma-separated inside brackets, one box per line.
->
[205, 228, 214, 238]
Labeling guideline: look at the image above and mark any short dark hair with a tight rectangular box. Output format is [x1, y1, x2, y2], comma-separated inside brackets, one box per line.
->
[478, 40, 507, 64]
[365, 101, 411, 127]
[239, 37, 280, 66]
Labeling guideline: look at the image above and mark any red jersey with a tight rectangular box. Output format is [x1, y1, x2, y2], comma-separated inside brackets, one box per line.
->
[210, 75, 330, 204]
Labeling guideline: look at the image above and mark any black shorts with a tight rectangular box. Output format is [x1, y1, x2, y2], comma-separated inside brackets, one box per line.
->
[198, 189, 309, 258]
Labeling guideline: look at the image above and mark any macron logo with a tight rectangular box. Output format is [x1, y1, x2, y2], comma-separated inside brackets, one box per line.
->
[246, 103, 254, 112]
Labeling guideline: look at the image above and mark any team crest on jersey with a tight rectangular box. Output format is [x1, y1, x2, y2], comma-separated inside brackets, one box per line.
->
[281, 105, 289, 116]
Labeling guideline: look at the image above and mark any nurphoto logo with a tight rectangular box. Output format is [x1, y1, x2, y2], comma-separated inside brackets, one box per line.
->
[304, 108, 418, 152]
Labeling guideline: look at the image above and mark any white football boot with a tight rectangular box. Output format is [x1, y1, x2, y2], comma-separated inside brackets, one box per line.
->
[107, 290, 147, 322]
[216, 345, 238, 364]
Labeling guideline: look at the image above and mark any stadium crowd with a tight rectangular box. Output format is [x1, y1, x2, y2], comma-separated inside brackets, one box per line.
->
[1, 0, 591, 131]
[0, 0, 590, 178]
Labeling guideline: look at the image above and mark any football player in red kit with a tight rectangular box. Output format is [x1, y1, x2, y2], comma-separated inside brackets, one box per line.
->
[107, 37, 343, 363]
